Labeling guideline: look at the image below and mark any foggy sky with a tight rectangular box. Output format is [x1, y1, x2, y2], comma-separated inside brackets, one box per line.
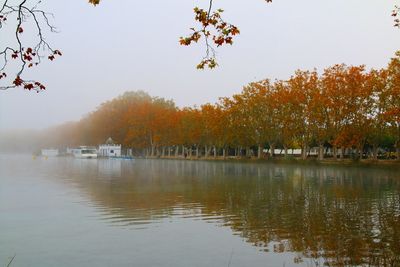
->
[0, 0, 399, 130]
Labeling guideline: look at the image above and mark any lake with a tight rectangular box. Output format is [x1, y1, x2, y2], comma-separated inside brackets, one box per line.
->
[1, 155, 399, 266]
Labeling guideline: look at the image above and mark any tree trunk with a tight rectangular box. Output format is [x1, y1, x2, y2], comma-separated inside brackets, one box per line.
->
[342, 147, 346, 160]
[318, 143, 324, 161]
[223, 148, 226, 159]
[246, 147, 250, 158]
[258, 145, 262, 159]
[175, 146, 179, 157]
[205, 145, 208, 158]
[301, 143, 307, 160]
[283, 145, 288, 159]
[360, 144, 364, 159]
[151, 146, 155, 157]
[355, 147, 360, 160]
[161, 147, 165, 157]
[397, 126, 400, 160]
[270, 143, 275, 158]
[214, 146, 217, 158]
[372, 144, 378, 160]
[196, 147, 199, 158]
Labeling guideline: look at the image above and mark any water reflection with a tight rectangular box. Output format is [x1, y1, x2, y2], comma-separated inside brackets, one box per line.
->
[59, 159, 400, 266]
[97, 159, 122, 179]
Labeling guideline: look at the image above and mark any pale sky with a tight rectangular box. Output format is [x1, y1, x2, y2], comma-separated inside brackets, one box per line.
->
[0, 0, 399, 130]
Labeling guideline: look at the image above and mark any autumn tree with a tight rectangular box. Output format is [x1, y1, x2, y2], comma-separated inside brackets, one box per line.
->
[304, 72, 330, 160]
[338, 66, 371, 159]
[286, 70, 321, 159]
[201, 102, 232, 158]
[365, 69, 390, 160]
[238, 80, 277, 158]
[88, 91, 152, 146]
[177, 107, 203, 158]
[124, 94, 176, 157]
[219, 93, 256, 158]
[271, 80, 299, 157]
[321, 64, 349, 159]
[386, 51, 400, 159]
[201, 103, 220, 157]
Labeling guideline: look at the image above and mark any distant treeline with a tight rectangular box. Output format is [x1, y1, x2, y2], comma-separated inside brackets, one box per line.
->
[43, 51, 400, 160]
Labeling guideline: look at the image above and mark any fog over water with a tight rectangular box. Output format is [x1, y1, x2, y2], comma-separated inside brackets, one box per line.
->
[0, 0, 399, 130]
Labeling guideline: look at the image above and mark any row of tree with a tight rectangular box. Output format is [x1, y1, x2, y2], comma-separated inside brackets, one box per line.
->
[46, 51, 400, 160]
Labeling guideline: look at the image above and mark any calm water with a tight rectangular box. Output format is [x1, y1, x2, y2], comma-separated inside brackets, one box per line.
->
[1, 155, 399, 267]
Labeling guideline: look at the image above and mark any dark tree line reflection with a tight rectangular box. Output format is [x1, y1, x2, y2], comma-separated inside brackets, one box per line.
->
[59, 159, 400, 266]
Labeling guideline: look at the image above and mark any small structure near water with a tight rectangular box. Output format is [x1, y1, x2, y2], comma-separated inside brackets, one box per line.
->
[41, 149, 59, 157]
[98, 137, 121, 157]
[71, 146, 98, 159]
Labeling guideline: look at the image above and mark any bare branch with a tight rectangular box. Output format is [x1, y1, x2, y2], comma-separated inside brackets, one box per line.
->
[0, 0, 10, 14]
[16, 0, 28, 77]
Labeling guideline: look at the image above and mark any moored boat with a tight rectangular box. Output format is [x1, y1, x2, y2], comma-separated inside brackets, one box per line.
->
[72, 146, 98, 159]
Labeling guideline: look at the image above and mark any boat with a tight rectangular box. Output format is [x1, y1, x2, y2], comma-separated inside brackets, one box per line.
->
[72, 146, 98, 159]
[110, 155, 134, 160]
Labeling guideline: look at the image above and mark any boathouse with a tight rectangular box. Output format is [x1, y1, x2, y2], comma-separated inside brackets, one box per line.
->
[98, 137, 121, 157]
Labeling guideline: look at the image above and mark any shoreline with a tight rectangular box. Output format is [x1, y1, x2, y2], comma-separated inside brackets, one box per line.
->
[141, 155, 400, 168]
[30, 153, 400, 169]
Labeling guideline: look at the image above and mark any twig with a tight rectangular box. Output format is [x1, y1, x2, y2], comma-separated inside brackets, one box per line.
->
[227, 248, 234, 267]
[7, 254, 16, 267]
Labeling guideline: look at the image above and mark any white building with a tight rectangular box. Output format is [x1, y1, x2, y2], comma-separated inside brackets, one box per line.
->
[41, 149, 59, 157]
[98, 137, 121, 157]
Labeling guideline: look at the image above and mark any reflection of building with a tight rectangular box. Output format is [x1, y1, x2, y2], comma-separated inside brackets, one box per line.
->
[98, 137, 121, 157]
[97, 159, 122, 178]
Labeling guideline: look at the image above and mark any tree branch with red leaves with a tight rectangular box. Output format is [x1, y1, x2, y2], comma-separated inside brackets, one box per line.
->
[0, 0, 61, 91]
[179, 0, 271, 69]
[179, 5, 239, 69]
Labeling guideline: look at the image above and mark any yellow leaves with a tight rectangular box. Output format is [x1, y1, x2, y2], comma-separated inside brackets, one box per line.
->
[196, 58, 218, 69]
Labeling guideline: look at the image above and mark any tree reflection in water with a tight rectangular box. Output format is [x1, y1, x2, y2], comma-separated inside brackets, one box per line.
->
[61, 159, 400, 266]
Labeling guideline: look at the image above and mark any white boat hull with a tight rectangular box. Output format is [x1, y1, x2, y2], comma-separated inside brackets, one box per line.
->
[74, 153, 97, 159]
